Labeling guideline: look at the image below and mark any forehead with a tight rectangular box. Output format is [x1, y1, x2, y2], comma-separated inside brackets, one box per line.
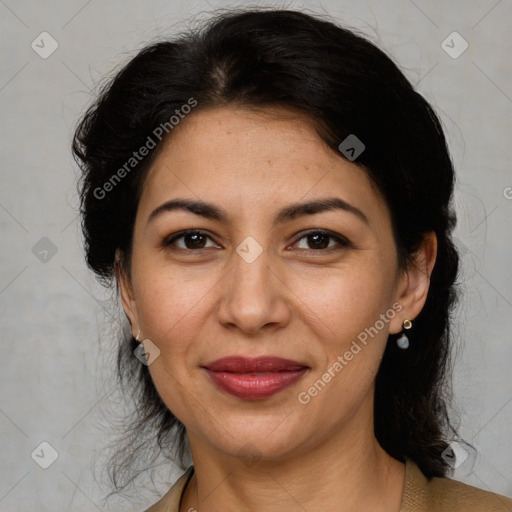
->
[138, 106, 389, 228]
[149, 105, 337, 176]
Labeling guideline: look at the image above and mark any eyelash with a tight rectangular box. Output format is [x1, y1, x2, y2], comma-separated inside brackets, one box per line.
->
[162, 229, 350, 253]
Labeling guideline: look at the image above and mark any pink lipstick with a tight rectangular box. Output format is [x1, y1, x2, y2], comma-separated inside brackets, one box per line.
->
[203, 356, 309, 400]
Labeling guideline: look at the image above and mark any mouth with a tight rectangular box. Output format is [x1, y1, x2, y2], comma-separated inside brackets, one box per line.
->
[202, 356, 310, 400]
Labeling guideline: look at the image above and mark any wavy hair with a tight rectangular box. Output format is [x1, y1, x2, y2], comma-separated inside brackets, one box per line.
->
[72, 8, 462, 490]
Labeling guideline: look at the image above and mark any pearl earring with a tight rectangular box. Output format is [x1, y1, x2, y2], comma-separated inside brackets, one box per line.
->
[397, 319, 412, 349]
[135, 330, 141, 342]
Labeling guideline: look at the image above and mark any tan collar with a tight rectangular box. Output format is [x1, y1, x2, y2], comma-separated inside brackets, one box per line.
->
[145, 465, 194, 512]
[145, 458, 512, 512]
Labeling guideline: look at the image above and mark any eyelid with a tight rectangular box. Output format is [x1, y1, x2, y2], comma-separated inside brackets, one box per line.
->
[163, 228, 350, 252]
[290, 229, 351, 251]
[163, 229, 221, 248]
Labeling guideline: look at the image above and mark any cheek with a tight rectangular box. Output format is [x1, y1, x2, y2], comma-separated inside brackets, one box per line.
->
[289, 259, 397, 346]
[132, 268, 213, 423]
[290, 259, 397, 403]
[132, 248, 398, 364]
[133, 258, 216, 339]
[293, 270, 395, 430]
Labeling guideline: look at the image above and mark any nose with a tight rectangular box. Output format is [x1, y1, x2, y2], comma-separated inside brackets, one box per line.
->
[216, 241, 292, 336]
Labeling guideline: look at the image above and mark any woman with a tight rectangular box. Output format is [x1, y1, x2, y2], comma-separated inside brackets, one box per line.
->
[73, 8, 512, 512]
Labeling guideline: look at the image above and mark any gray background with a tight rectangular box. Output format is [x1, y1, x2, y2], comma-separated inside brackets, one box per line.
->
[1, 0, 511, 510]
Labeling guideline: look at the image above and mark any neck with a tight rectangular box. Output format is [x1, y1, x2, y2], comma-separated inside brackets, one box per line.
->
[180, 415, 405, 512]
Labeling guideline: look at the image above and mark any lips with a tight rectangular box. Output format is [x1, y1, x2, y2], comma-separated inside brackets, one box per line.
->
[203, 356, 309, 400]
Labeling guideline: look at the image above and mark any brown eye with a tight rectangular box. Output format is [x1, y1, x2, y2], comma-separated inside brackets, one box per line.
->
[164, 230, 219, 250]
[293, 230, 350, 251]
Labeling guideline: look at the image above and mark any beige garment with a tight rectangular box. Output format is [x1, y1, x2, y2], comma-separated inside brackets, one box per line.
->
[145, 458, 512, 511]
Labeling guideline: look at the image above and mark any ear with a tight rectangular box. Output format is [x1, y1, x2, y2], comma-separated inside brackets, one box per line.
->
[389, 231, 437, 335]
[115, 249, 140, 338]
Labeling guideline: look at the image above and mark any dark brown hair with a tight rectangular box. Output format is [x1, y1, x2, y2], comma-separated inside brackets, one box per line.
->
[73, 8, 463, 491]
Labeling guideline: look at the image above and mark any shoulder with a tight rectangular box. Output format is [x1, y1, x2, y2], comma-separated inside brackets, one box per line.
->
[402, 458, 512, 511]
[144, 466, 194, 512]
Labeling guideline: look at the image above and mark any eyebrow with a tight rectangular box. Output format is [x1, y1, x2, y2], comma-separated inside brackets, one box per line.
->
[147, 197, 369, 227]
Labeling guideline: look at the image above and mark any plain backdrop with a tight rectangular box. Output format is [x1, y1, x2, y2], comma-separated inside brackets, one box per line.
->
[1, 0, 511, 510]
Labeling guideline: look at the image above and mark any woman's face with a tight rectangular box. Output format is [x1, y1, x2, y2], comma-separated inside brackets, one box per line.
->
[119, 106, 430, 462]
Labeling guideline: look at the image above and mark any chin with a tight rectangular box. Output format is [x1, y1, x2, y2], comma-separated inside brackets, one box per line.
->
[206, 419, 310, 462]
